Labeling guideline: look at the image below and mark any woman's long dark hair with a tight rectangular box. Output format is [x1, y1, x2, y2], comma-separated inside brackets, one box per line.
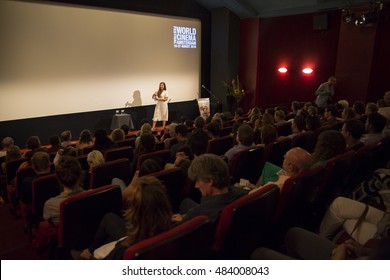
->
[157, 82, 166, 98]
[122, 176, 172, 246]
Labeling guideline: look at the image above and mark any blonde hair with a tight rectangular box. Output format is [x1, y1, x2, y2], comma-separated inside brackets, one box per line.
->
[87, 150, 105, 170]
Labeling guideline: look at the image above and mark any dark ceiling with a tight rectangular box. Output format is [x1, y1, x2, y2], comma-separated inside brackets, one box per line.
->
[193, 0, 388, 18]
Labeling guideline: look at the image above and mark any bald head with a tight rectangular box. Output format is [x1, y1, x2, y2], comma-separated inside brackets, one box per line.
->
[283, 147, 312, 175]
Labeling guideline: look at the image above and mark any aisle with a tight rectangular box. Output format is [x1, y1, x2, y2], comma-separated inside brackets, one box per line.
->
[0, 203, 34, 260]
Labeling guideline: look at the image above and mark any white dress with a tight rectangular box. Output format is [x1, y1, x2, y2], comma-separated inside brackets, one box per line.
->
[153, 90, 168, 121]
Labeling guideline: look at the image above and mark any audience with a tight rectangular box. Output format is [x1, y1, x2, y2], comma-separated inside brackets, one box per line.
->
[311, 130, 346, 166]
[19, 151, 51, 204]
[93, 129, 117, 152]
[170, 124, 189, 158]
[171, 154, 245, 223]
[111, 128, 125, 142]
[75, 129, 94, 153]
[76, 176, 172, 260]
[248, 147, 312, 192]
[60, 130, 73, 147]
[43, 156, 84, 226]
[360, 112, 386, 145]
[319, 196, 389, 245]
[0, 137, 14, 159]
[341, 119, 365, 151]
[46, 135, 62, 154]
[224, 124, 255, 163]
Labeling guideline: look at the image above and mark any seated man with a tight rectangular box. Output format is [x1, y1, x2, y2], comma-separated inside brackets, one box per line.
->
[172, 153, 245, 223]
[248, 147, 312, 193]
[43, 156, 84, 226]
[224, 124, 255, 163]
[340, 119, 365, 151]
[19, 151, 51, 204]
[361, 112, 386, 145]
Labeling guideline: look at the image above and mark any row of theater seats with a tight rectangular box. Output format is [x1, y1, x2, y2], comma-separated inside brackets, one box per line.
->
[33, 183, 280, 260]
[32, 135, 389, 260]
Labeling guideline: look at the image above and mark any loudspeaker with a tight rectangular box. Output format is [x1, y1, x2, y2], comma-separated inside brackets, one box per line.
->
[313, 13, 328, 30]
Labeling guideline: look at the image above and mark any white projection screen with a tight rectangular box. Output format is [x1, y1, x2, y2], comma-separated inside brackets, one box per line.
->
[0, 0, 201, 121]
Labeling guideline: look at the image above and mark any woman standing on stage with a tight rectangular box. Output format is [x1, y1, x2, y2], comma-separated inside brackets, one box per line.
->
[152, 82, 169, 130]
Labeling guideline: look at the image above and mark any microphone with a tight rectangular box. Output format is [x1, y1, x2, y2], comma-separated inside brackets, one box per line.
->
[201, 85, 206, 89]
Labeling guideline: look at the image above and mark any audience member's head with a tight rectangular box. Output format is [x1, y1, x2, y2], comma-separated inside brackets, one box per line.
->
[188, 153, 230, 193]
[261, 112, 274, 126]
[261, 124, 278, 145]
[194, 116, 206, 129]
[312, 130, 346, 163]
[138, 119, 151, 130]
[237, 124, 254, 146]
[140, 123, 152, 134]
[307, 106, 318, 116]
[138, 159, 162, 177]
[366, 112, 386, 133]
[122, 176, 172, 245]
[87, 150, 105, 170]
[341, 119, 365, 141]
[49, 135, 61, 147]
[1, 137, 14, 151]
[167, 123, 178, 138]
[365, 102, 378, 116]
[31, 151, 51, 174]
[139, 133, 156, 151]
[188, 128, 209, 156]
[324, 105, 338, 119]
[337, 99, 349, 110]
[353, 101, 365, 116]
[6, 145, 21, 161]
[274, 110, 286, 123]
[111, 128, 125, 142]
[78, 129, 93, 144]
[341, 108, 355, 121]
[283, 147, 312, 175]
[55, 155, 83, 190]
[60, 130, 72, 142]
[175, 124, 189, 140]
[292, 115, 306, 133]
[291, 101, 300, 112]
[26, 136, 41, 151]
[205, 121, 221, 139]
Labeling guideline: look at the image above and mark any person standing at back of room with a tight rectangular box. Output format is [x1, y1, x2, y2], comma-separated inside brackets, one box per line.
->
[152, 82, 169, 131]
[315, 76, 337, 108]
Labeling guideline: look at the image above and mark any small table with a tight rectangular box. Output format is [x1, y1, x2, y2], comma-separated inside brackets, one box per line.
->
[110, 113, 134, 130]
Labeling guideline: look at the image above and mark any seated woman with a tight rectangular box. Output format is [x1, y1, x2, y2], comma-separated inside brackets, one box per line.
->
[311, 130, 346, 167]
[75, 129, 94, 154]
[76, 176, 172, 259]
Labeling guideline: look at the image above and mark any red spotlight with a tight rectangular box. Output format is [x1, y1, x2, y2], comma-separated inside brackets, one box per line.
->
[278, 67, 288, 73]
[302, 67, 313, 74]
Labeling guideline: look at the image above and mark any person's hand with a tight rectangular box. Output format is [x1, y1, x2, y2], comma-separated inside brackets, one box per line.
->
[171, 214, 183, 222]
[344, 239, 369, 258]
[174, 152, 188, 166]
[330, 243, 347, 260]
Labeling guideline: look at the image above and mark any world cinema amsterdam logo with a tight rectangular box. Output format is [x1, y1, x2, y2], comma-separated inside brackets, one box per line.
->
[173, 26, 197, 48]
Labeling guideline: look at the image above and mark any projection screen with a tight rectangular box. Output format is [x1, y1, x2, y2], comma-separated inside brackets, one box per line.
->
[0, 0, 201, 121]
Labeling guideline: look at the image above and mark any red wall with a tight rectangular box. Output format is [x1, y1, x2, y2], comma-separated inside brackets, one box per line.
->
[239, 8, 390, 110]
[257, 11, 341, 108]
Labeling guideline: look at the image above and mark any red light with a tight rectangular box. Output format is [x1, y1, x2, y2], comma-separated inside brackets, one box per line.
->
[302, 67, 313, 74]
[278, 67, 288, 73]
